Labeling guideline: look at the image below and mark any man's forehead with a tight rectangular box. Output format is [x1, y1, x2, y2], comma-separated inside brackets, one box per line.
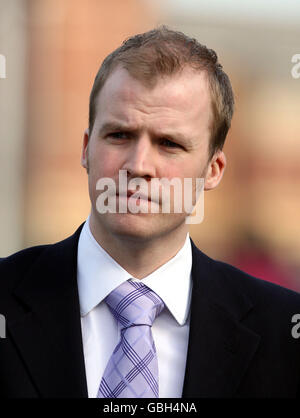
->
[97, 65, 211, 109]
[92, 65, 213, 145]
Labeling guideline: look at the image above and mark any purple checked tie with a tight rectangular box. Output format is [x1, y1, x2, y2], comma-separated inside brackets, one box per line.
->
[97, 280, 165, 398]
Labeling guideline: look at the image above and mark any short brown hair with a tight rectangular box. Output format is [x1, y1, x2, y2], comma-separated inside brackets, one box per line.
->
[89, 26, 234, 159]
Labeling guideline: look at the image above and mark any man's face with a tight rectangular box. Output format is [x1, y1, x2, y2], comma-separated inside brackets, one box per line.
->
[82, 66, 225, 243]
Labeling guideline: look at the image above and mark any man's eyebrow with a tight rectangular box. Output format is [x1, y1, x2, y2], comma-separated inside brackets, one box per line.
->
[97, 121, 192, 145]
[97, 122, 134, 136]
[158, 131, 189, 143]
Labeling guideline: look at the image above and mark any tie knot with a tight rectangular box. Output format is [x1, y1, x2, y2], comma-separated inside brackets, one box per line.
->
[105, 280, 164, 329]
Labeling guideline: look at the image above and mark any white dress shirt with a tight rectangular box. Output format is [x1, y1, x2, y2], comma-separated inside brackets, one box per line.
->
[77, 217, 193, 398]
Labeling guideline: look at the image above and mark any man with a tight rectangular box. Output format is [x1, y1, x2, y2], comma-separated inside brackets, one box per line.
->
[1, 26, 300, 398]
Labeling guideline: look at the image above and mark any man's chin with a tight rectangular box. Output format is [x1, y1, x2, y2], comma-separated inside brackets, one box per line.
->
[97, 212, 185, 243]
[104, 213, 161, 240]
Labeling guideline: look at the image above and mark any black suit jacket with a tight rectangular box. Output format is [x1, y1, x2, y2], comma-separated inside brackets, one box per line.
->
[1, 224, 300, 398]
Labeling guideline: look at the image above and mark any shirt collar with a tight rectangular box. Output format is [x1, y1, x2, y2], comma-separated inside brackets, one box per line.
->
[77, 217, 193, 326]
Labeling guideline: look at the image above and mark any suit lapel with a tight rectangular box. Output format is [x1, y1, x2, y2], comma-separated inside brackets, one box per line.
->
[182, 241, 261, 398]
[8, 224, 88, 398]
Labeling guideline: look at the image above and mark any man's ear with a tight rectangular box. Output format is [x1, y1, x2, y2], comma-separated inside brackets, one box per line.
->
[204, 150, 226, 191]
[81, 129, 89, 173]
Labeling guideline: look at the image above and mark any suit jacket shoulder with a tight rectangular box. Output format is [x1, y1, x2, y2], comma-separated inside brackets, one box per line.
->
[191, 240, 300, 317]
[183, 241, 300, 397]
[0, 245, 49, 295]
[0, 224, 88, 398]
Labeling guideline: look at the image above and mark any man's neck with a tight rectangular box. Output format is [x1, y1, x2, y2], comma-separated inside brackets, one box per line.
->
[88, 215, 189, 279]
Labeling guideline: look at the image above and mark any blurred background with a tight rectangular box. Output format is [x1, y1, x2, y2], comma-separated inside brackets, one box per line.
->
[0, 0, 299, 290]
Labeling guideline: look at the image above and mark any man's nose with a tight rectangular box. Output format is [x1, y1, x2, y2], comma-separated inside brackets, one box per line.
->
[122, 136, 156, 180]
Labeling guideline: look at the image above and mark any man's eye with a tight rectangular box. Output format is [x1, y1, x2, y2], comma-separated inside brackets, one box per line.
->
[161, 139, 180, 148]
[109, 132, 128, 139]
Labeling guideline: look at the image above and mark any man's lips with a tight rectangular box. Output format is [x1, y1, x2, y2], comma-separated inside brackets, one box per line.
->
[117, 190, 159, 204]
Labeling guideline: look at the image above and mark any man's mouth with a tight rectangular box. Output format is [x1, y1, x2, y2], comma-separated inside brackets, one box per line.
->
[117, 190, 159, 204]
